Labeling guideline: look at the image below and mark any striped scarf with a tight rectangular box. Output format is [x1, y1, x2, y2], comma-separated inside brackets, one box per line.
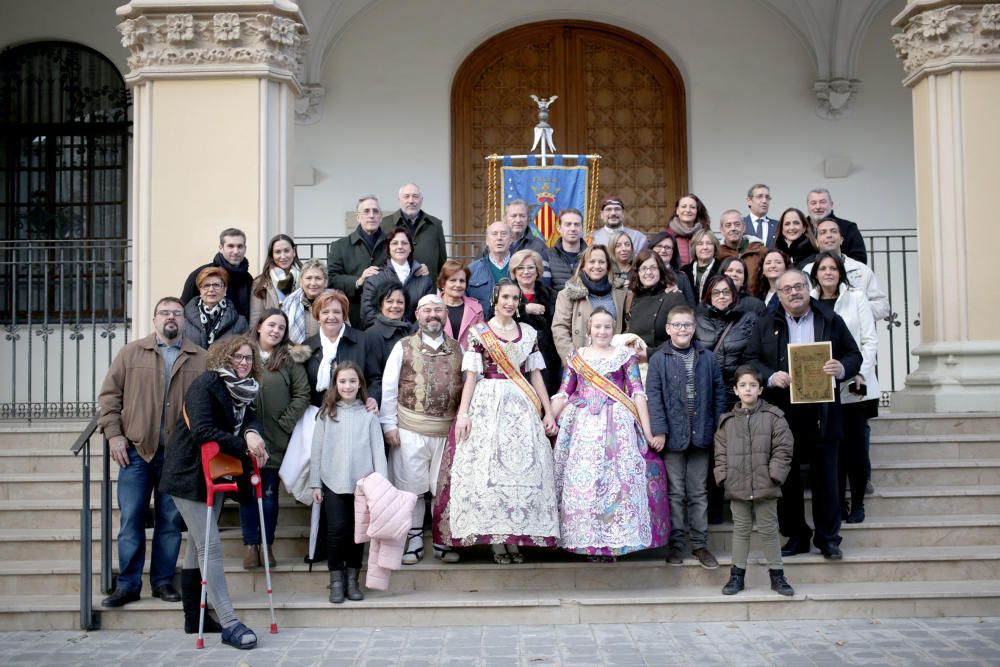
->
[215, 368, 259, 433]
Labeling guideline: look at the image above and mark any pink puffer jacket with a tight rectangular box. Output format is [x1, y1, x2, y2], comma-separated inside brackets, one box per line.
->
[354, 472, 418, 591]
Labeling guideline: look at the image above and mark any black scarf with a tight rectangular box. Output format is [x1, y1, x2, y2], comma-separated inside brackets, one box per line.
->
[580, 273, 612, 296]
[375, 313, 413, 334]
[215, 252, 250, 276]
[357, 225, 384, 253]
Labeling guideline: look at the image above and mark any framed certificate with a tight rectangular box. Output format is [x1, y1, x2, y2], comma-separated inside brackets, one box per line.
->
[788, 342, 835, 404]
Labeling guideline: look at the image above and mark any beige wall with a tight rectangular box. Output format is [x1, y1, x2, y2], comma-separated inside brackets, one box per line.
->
[141, 78, 262, 329]
[961, 70, 1000, 341]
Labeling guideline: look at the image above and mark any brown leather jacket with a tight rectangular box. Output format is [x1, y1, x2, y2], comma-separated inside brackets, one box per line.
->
[98, 333, 206, 462]
[713, 399, 794, 501]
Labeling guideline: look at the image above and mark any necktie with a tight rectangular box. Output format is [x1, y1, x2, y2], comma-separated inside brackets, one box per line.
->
[757, 218, 766, 239]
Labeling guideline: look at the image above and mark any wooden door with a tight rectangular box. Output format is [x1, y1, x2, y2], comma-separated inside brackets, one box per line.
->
[451, 21, 687, 237]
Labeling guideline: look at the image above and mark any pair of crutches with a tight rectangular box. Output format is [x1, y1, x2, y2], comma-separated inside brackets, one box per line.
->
[195, 441, 278, 648]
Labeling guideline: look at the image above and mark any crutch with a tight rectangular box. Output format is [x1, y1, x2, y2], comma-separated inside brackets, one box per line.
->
[249, 456, 279, 634]
[195, 441, 242, 649]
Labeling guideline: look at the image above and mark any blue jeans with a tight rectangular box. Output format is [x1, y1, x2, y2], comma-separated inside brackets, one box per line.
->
[116, 446, 182, 592]
[238, 467, 279, 545]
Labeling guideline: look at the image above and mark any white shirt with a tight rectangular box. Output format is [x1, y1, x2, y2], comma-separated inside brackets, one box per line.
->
[391, 259, 411, 285]
[379, 333, 446, 431]
[315, 325, 347, 392]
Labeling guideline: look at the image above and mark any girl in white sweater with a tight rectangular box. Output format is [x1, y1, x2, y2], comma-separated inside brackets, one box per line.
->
[310, 361, 387, 604]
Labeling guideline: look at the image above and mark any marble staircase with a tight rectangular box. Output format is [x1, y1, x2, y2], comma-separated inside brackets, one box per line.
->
[0, 413, 998, 630]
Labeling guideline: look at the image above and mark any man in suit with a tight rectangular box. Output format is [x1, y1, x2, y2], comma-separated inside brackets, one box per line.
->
[744, 269, 862, 561]
[806, 188, 868, 264]
[381, 183, 448, 279]
[743, 183, 778, 247]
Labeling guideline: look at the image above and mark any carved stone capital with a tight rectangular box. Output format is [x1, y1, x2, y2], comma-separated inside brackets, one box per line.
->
[116, 3, 307, 88]
[813, 79, 862, 119]
[294, 84, 325, 125]
[892, 2, 1000, 86]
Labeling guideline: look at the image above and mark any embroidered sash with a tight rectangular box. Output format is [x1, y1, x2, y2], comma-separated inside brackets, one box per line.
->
[473, 322, 542, 415]
[568, 352, 641, 423]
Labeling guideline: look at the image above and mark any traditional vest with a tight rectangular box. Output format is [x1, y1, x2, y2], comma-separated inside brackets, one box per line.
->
[397, 333, 463, 436]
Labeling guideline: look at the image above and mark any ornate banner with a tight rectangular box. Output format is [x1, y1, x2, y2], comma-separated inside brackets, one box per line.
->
[501, 160, 590, 246]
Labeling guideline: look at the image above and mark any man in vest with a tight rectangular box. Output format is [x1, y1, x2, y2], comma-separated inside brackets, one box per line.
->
[379, 294, 465, 564]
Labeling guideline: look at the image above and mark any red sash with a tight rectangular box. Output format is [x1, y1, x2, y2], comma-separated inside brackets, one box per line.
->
[568, 352, 642, 423]
[473, 322, 542, 415]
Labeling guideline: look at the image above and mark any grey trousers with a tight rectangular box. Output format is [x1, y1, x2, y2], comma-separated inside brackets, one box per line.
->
[664, 447, 710, 551]
[730, 497, 782, 569]
[172, 493, 238, 628]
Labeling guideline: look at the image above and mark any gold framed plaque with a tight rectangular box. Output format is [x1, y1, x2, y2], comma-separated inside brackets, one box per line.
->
[788, 342, 835, 404]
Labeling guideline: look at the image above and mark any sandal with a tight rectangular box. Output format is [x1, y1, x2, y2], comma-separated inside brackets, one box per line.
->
[221, 621, 258, 650]
[508, 545, 525, 564]
[402, 530, 424, 565]
[491, 544, 512, 565]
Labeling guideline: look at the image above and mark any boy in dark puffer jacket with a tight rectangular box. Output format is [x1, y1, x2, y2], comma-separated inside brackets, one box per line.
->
[714, 365, 795, 597]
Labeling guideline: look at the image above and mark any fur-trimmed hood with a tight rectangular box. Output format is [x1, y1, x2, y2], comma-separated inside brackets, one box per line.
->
[288, 343, 311, 364]
[562, 276, 589, 301]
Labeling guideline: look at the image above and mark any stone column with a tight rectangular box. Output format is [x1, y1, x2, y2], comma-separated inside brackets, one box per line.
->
[891, 1, 1000, 412]
[116, 1, 306, 335]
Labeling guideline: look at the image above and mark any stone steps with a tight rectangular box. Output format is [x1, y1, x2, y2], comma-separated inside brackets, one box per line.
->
[5, 457, 999, 499]
[2, 544, 998, 596]
[1, 412, 998, 630]
[2, 579, 999, 631]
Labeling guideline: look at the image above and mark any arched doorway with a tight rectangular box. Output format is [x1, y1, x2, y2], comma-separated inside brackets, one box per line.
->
[451, 20, 687, 237]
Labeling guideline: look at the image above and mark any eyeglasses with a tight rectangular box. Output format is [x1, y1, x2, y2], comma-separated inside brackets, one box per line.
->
[230, 353, 253, 363]
[200, 282, 224, 291]
[668, 322, 695, 331]
[155, 309, 183, 317]
[514, 265, 536, 272]
[778, 282, 808, 295]
[711, 289, 732, 297]
[638, 266, 659, 274]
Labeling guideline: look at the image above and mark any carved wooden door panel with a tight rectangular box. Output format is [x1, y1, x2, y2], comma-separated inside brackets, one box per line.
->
[452, 21, 687, 238]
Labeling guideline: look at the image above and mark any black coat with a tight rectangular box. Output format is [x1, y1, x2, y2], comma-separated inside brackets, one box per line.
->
[303, 327, 379, 407]
[695, 303, 758, 386]
[514, 282, 561, 394]
[182, 298, 249, 349]
[627, 289, 688, 351]
[827, 212, 868, 265]
[180, 253, 254, 320]
[776, 235, 818, 269]
[680, 260, 721, 302]
[363, 317, 416, 405]
[326, 226, 388, 327]
[381, 210, 448, 280]
[359, 261, 435, 329]
[743, 299, 863, 442]
[549, 240, 586, 292]
[159, 371, 262, 503]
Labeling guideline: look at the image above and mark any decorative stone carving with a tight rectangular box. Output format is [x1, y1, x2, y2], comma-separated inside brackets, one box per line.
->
[294, 83, 325, 125]
[117, 9, 307, 84]
[893, 3, 1000, 84]
[813, 79, 862, 119]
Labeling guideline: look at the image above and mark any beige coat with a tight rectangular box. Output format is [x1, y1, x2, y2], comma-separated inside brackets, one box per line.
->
[98, 333, 207, 462]
[551, 277, 632, 361]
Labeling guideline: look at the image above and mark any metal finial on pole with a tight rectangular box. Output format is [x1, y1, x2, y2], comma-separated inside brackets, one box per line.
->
[529, 95, 558, 165]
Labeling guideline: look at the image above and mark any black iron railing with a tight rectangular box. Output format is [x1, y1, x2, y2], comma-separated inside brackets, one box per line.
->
[0, 239, 130, 419]
[70, 414, 112, 630]
[2, 232, 918, 419]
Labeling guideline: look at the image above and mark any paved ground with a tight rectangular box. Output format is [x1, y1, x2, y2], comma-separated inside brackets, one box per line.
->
[2, 617, 999, 666]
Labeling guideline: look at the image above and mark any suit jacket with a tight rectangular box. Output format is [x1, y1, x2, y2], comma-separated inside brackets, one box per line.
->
[743, 214, 778, 248]
[326, 226, 387, 327]
[744, 299, 862, 442]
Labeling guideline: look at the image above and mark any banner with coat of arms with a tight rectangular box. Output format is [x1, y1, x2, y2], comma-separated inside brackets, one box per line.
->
[501, 159, 590, 247]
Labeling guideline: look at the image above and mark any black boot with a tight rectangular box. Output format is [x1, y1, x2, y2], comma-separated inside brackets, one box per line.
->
[721, 566, 746, 595]
[769, 568, 795, 596]
[181, 568, 222, 634]
[345, 567, 364, 601]
[328, 570, 345, 604]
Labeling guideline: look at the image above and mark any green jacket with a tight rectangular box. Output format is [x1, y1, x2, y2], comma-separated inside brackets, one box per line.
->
[256, 345, 311, 469]
[381, 209, 448, 280]
[326, 225, 387, 327]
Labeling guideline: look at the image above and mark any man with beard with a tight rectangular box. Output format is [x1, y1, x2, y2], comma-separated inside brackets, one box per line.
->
[97, 297, 207, 608]
[744, 270, 862, 561]
[378, 294, 464, 564]
[181, 228, 254, 319]
[590, 196, 648, 253]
